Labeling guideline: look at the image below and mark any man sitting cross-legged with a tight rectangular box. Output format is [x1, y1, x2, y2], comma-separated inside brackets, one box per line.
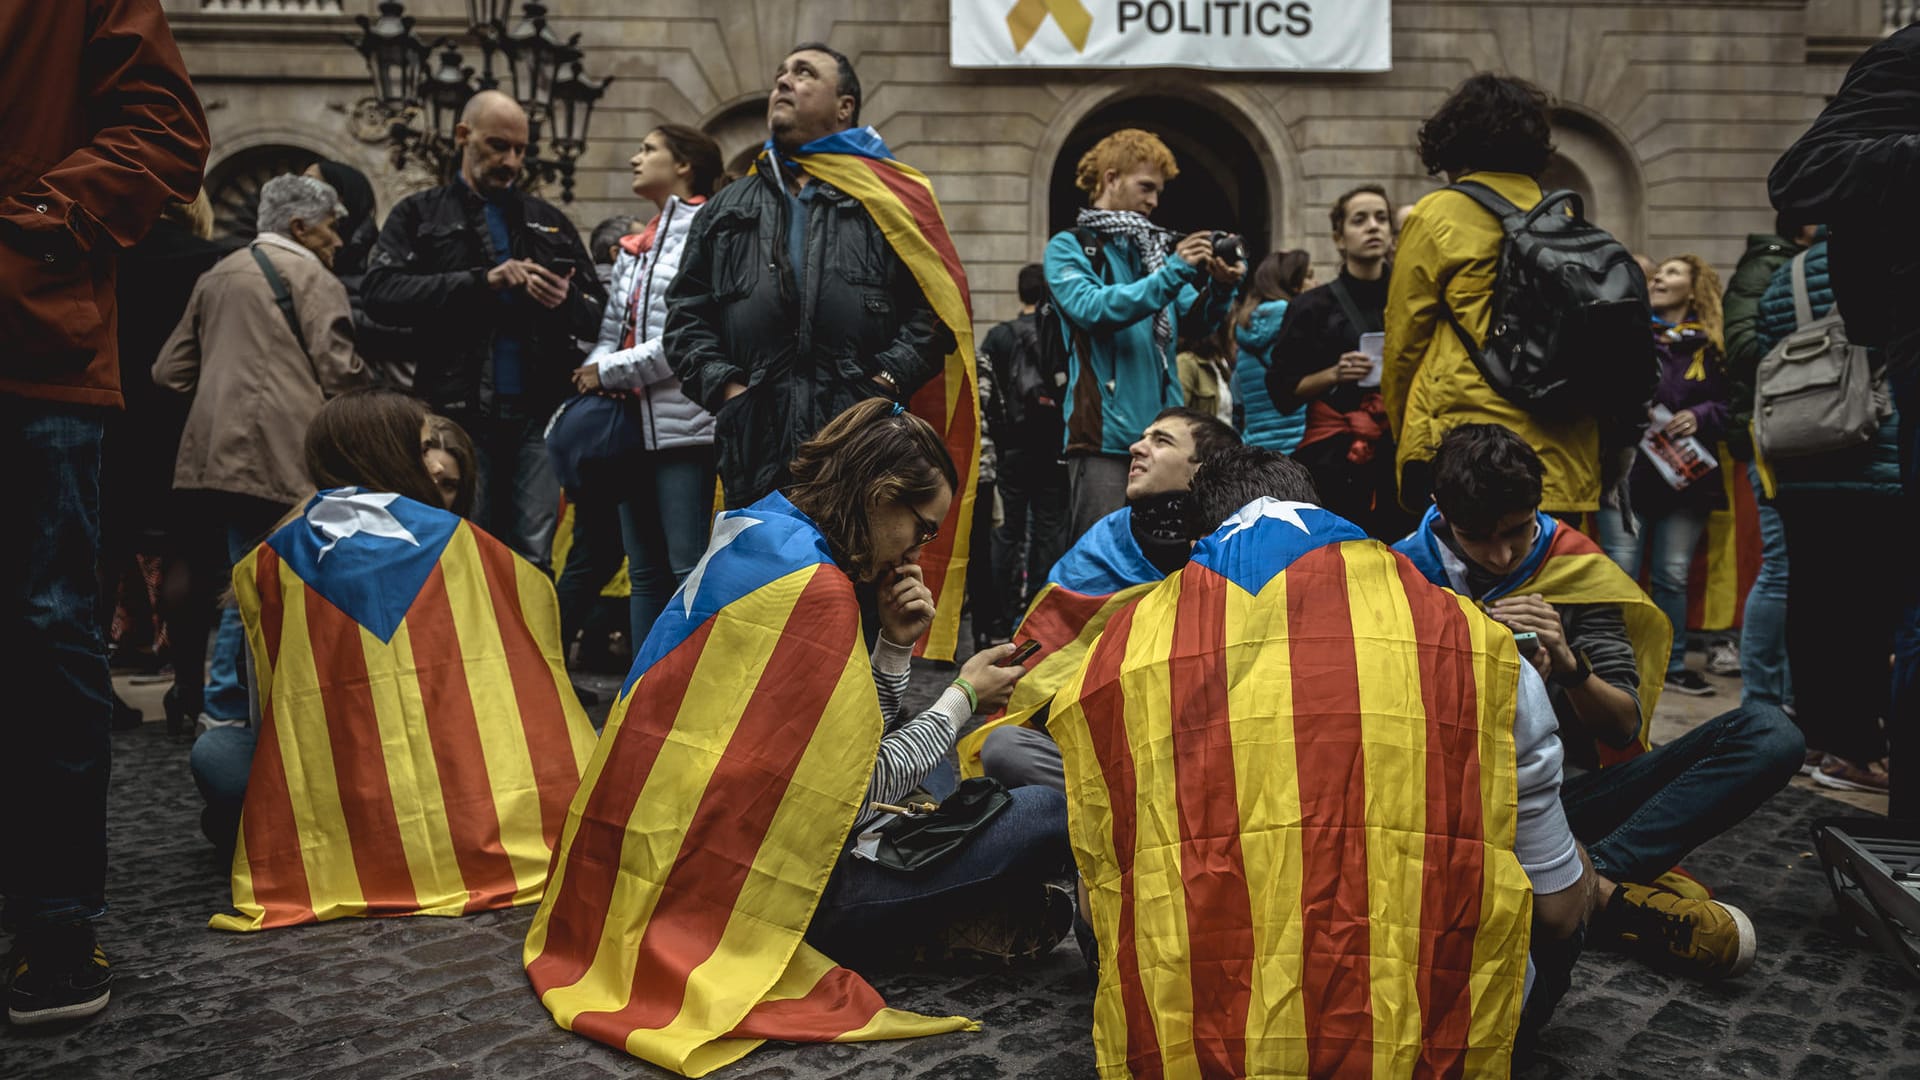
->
[1395, 424, 1804, 981]
[958, 406, 1238, 789]
[1051, 444, 1597, 1074]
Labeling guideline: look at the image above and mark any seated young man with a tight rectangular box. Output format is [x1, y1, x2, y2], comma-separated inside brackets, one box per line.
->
[1051, 444, 1596, 1074]
[1396, 424, 1804, 979]
[961, 406, 1238, 788]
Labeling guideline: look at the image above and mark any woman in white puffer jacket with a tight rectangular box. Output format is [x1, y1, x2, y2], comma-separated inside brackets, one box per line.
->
[557, 125, 725, 651]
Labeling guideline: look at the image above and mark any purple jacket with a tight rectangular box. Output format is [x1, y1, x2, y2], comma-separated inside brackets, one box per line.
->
[1632, 319, 1731, 513]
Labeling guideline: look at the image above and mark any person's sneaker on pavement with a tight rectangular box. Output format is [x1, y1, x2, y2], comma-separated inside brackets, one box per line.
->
[1600, 882, 1756, 980]
[6, 923, 113, 1026]
[1813, 754, 1890, 793]
[1705, 639, 1741, 676]
[939, 881, 1075, 964]
[1664, 669, 1716, 696]
[1800, 747, 1826, 777]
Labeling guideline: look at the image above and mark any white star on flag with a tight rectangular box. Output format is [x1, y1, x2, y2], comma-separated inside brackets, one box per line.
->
[1217, 498, 1316, 541]
[307, 488, 420, 560]
[681, 513, 762, 617]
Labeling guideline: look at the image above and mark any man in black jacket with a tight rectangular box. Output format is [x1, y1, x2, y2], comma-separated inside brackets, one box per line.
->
[663, 43, 954, 507]
[363, 91, 604, 567]
[1770, 24, 1920, 821]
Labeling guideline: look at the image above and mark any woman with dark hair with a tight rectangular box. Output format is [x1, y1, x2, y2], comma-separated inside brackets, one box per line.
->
[554, 123, 727, 657]
[1385, 73, 1604, 519]
[1264, 186, 1411, 539]
[530, 400, 1075, 1045]
[1232, 248, 1315, 453]
[421, 412, 477, 517]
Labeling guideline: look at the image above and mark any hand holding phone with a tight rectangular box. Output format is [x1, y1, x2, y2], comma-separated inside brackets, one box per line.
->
[1002, 639, 1042, 666]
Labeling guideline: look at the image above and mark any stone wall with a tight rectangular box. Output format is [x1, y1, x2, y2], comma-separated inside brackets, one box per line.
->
[164, 0, 1886, 340]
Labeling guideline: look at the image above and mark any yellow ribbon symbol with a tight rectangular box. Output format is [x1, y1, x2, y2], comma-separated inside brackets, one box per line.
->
[1006, 0, 1093, 53]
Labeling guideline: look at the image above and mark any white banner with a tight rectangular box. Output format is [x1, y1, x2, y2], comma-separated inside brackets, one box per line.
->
[951, 0, 1391, 72]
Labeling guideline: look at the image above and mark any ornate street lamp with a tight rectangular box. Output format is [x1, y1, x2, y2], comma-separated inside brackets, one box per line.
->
[341, 0, 609, 203]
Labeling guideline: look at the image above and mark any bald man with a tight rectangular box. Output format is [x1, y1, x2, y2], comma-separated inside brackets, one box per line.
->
[363, 90, 606, 569]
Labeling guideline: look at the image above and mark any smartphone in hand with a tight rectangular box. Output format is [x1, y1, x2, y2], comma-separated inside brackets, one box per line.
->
[1513, 631, 1540, 658]
[1002, 640, 1042, 666]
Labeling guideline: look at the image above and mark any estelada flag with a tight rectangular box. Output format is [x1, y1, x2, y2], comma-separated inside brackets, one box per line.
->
[773, 127, 978, 661]
[1397, 504, 1671, 762]
[1682, 451, 1763, 632]
[957, 506, 1165, 777]
[1052, 499, 1535, 1078]
[524, 491, 973, 1077]
[214, 489, 595, 932]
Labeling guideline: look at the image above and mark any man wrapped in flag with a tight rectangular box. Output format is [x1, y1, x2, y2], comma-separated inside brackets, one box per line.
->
[959, 407, 1239, 785]
[214, 486, 596, 932]
[525, 400, 1070, 1077]
[1051, 445, 1597, 1076]
[664, 42, 978, 660]
[1397, 425, 1795, 983]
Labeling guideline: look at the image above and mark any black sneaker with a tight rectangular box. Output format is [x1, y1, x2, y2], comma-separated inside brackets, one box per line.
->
[1664, 670, 1716, 697]
[939, 882, 1075, 964]
[7, 924, 113, 1026]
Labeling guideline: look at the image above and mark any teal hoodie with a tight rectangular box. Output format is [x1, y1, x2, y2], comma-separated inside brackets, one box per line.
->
[1233, 299, 1307, 453]
[1045, 228, 1231, 457]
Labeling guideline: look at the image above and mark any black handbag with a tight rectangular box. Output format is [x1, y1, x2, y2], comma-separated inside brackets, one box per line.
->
[871, 777, 1013, 873]
[544, 391, 648, 499]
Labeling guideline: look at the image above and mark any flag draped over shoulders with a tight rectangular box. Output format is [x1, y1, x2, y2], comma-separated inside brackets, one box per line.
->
[1052, 499, 1534, 1078]
[216, 489, 595, 933]
[957, 507, 1164, 777]
[779, 127, 979, 661]
[523, 491, 973, 1077]
[1396, 505, 1669, 759]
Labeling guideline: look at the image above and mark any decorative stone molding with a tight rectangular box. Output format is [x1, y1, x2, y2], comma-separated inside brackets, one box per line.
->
[200, 0, 344, 12]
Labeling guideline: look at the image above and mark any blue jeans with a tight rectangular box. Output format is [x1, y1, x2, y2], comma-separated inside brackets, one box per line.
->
[204, 503, 288, 721]
[1598, 504, 1709, 675]
[1740, 462, 1792, 707]
[190, 723, 257, 849]
[472, 413, 560, 572]
[1561, 703, 1804, 883]
[808, 759, 1074, 961]
[1, 400, 112, 930]
[554, 445, 717, 649]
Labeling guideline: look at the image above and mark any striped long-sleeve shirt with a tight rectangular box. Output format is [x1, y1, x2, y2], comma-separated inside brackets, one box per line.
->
[857, 636, 972, 830]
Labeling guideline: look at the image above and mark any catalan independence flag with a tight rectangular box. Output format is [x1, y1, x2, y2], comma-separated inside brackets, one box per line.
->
[215, 489, 596, 933]
[1052, 499, 1535, 1077]
[1682, 451, 1763, 633]
[774, 127, 978, 661]
[1397, 505, 1671, 760]
[957, 506, 1165, 778]
[524, 492, 973, 1077]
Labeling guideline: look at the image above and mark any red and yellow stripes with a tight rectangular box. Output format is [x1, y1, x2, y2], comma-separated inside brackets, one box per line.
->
[1527, 524, 1672, 758]
[523, 563, 973, 1077]
[1683, 454, 1762, 633]
[798, 152, 978, 661]
[215, 522, 595, 932]
[1051, 541, 1532, 1078]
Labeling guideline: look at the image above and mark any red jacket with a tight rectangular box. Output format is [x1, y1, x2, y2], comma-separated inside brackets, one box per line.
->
[0, 0, 209, 408]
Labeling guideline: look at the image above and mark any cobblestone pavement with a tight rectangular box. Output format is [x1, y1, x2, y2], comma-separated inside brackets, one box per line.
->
[3, 659, 1916, 1079]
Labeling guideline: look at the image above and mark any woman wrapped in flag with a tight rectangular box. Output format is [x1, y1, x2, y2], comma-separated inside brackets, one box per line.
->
[526, 398, 1075, 1077]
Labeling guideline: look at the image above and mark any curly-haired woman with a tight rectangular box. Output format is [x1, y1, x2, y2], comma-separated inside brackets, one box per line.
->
[1384, 74, 1604, 518]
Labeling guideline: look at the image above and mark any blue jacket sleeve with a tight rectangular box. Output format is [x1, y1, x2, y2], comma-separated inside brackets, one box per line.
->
[1044, 230, 1201, 333]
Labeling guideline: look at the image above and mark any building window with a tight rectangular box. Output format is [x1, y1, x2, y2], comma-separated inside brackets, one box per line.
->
[199, 1, 345, 13]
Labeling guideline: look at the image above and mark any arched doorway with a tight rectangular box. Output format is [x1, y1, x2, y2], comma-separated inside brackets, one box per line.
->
[1545, 108, 1646, 254]
[1048, 95, 1272, 262]
[205, 144, 324, 242]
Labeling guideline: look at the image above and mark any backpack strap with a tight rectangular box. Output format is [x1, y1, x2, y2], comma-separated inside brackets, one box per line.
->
[250, 243, 311, 360]
[1070, 226, 1108, 279]
[1449, 179, 1582, 230]
[1788, 250, 1814, 329]
[1326, 276, 1378, 338]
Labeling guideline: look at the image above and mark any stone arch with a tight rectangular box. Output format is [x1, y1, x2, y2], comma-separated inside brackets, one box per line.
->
[1029, 80, 1303, 265]
[700, 96, 769, 181]
[204, 126, 394, 241]
[1544, 106, 1647, 255]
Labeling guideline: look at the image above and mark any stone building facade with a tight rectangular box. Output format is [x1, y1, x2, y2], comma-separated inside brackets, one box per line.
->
[163, 0, 1896, 339]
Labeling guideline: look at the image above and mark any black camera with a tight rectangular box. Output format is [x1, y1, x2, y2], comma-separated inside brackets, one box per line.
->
[1210, 231, 1245, 266]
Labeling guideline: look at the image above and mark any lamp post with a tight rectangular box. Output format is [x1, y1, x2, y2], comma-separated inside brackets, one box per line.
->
[344, 0, 610, 202]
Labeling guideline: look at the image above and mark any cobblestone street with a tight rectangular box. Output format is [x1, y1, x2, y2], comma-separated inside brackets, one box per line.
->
[3, 655, 1916, 1080]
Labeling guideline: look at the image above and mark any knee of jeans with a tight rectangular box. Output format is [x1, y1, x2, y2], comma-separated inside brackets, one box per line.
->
[189, 728, 254, 803]
[1738, 705, 1807, 780]
[1005, 786, 1072, 855]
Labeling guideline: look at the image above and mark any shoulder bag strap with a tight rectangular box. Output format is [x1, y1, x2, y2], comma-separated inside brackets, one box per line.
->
[1326, 276, 1375, 339]
[1788, 250, 1815, 329]
[250, 244, 311, 360]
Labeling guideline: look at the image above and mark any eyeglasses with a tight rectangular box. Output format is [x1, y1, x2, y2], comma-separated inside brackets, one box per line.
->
[908, 505, 940, 546]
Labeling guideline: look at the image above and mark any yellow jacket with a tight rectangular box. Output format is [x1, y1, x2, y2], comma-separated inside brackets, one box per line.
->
[1384, 171, 1601, 513]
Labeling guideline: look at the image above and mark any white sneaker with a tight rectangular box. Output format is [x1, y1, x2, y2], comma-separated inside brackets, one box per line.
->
[194, 715, 247, 736]
[1706, 640, 1741, 677]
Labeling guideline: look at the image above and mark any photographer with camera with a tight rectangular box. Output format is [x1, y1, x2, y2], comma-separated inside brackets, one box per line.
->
[1045, 128, 1242, 543]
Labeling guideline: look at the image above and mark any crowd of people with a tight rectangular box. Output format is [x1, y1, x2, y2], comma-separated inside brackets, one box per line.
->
[7, 0, 1917, 1074]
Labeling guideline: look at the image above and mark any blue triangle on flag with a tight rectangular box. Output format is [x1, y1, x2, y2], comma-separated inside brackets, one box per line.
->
[267, 490, 461, 643]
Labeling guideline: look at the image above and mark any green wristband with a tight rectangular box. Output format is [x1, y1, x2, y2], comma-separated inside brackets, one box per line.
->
[951, 677, 979, 714]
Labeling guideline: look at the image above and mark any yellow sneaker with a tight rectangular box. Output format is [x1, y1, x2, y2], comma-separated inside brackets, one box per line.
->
[1650, 868, 1713, 901]
[1606, 882, 1757, 979]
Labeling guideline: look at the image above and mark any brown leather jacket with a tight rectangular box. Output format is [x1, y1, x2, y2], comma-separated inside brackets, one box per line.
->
[0, 0, 209, 408]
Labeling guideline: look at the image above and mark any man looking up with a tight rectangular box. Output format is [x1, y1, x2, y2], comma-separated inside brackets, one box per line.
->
[963, 407, 1238, 789]
[363, 90, 605, 570]
[1046, 129, 1242, 544]
[1397, 424, 1803, 981]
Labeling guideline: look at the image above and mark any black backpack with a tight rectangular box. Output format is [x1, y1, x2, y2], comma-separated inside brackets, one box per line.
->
[1441, 181, 1656, 425]
[1030, 226, 1106, 419]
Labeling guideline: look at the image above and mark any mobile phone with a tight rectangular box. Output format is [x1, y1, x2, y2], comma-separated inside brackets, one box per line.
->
[1512, 631, 1541, 657]
[546, 255, 579, 277]
[1003, 639, 1043, 666]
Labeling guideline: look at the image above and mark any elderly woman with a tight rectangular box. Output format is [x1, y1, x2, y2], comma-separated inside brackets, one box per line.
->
[153, 174, 368, 733]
